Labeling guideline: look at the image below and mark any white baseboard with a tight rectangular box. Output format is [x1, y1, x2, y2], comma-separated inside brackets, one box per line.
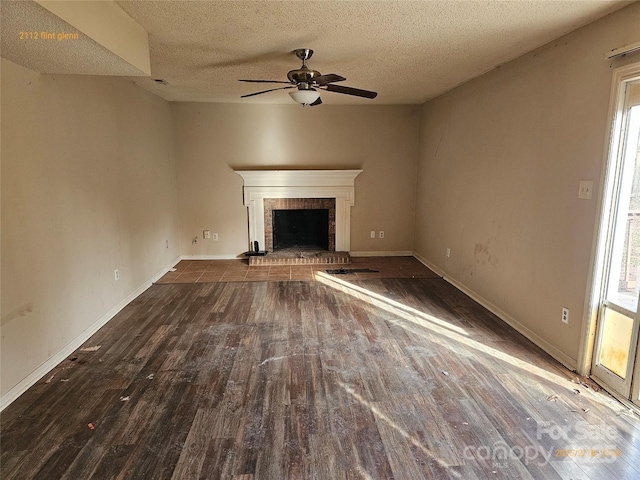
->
[413, 252, 578, 371]
[152, 255, 182, 281]
[181, 254, 243, 260]
[0, 256, 181, 412]
[349, 251, 413, 257]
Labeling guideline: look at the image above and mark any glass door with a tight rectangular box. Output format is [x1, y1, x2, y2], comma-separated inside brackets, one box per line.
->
[592, 79, 640, 402]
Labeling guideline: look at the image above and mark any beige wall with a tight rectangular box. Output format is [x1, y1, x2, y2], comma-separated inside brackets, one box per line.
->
[1, 59, 179, 400]
[414, 4, 640, 366]
[172, 103, 420, 256]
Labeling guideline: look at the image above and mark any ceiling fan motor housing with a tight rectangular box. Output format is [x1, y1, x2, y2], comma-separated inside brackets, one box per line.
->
[287, 66, 321, 85]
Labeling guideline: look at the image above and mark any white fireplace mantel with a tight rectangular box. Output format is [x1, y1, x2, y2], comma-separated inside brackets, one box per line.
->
[235, 170, 362, 252]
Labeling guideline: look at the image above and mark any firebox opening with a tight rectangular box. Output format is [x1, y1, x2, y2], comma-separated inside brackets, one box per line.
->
[272, 209, 329, 251]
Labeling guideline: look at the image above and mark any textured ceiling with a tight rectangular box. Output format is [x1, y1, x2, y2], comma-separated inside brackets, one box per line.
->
[1, 1, 148, 76]
[2, 1, 634, 105]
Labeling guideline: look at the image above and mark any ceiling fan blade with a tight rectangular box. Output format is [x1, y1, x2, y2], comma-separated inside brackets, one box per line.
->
[239, 79, 292, 84]
[241, 86, 295, 98]
[314, 74, 346, 86]
[310, 97, 323, 106]
[325, 84, 378, 99]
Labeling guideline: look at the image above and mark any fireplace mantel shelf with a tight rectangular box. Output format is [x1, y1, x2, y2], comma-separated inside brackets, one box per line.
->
[235, 170, 362, 187]
[235, 169, 362, 252]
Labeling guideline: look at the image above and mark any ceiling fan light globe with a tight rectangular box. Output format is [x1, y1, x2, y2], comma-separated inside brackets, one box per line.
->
[289, 89, 320, 105]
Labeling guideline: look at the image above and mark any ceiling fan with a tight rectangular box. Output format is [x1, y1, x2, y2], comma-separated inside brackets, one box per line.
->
[239, 48, 378, 106]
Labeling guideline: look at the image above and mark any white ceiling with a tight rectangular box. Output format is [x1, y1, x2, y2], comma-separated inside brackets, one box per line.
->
[2, 1, 634, 105]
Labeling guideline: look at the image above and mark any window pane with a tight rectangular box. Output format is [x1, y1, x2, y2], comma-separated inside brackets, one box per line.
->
[606, 106, 640, 312]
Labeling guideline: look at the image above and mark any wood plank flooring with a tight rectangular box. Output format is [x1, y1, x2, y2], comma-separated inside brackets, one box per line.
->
[2, 264, 640, 479]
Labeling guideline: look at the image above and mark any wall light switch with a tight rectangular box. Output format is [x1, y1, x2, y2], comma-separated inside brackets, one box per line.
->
[203, 230, 211, 239]
[370, 230, 376, 239]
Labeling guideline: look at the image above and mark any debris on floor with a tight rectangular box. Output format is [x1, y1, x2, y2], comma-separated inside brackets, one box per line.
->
[571, 407, 591, 413]
[326, 268, 379, 274]
[120, 396, 130, 402]
[546, 394, 559, 402]
[616, 409, 635, 416]
[80, 345, 101, 352]
[45, 374, 55, 384]
[87, 423, 95, 430]
[146, 373, 155, 380]
[570, 375, 601, 392]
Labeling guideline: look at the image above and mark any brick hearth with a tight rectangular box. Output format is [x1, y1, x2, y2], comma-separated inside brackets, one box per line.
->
[248, 248, 350, 266]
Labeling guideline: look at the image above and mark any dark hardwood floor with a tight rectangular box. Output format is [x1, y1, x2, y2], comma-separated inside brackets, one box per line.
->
[2, 264, 640, 479]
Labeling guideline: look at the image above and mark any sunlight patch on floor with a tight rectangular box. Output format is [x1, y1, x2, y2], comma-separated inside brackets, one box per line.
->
[316, 272, 581, 394]
[315, 271, 468, 336]
[339, 380, 462, 477]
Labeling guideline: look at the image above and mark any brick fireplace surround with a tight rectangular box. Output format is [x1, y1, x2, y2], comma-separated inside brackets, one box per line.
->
[235, 170, 362, 253]
[264, 198, 336, 252]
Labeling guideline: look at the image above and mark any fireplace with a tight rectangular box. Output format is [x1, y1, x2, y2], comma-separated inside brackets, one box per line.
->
[264, 198, 336, 252]
[273, 210, 329, 250]
[235, 170, 362, 252]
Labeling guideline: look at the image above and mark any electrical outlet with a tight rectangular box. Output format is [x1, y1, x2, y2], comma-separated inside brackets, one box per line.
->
[562, 307, 569, 324]
[379, 231, 385, 239]
[579, 180, 593, 200]
[446, 248, 451, 258]
[370, 230, 375, 239]
[203, 230, 211, 239]
[212, 233, 219, 241]
[114, 269, 120, 281]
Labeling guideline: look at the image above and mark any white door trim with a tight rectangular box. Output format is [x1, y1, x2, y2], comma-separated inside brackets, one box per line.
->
[579, 62, 640, 376]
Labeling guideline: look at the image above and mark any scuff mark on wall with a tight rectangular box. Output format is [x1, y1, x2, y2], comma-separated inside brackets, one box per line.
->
[474, 237, 498, 268]
[1, 303, 34, 326]
[474, 243, 492, 267]
[461, 238, 500, 280]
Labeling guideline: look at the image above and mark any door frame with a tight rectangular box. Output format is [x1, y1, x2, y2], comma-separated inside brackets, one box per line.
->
[633, 337, 640, 405]
[579, 61, 640, 378]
